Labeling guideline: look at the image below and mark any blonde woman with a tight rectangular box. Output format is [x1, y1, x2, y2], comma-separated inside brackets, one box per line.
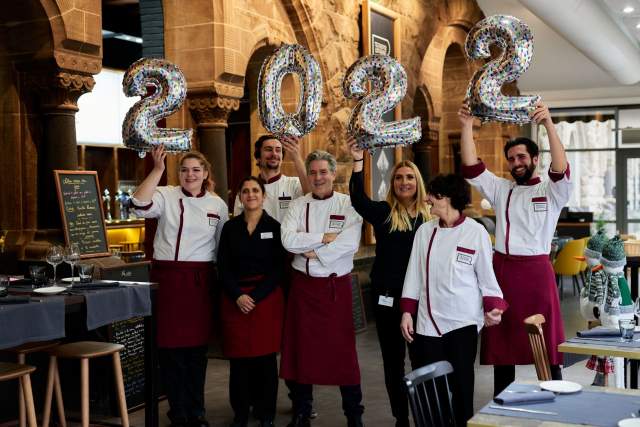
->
[131, 145, 228, 427]
[348, 138, 430, 427]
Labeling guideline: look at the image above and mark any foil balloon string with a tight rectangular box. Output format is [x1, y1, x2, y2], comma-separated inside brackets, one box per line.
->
[122, 57, 193, 158]
[257, 44, 322, 138]
[465, 14, 540, 125]
[342, 54, 421, 153]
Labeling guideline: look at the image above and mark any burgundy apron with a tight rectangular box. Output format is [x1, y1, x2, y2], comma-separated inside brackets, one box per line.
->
[280, 271, 360, 386]
[220, 276, 284, 358]
[481, 252, 565, 365]
[151, 260, 214, 348]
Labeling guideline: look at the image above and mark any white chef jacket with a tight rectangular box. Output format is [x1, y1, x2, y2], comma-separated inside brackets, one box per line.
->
[130, 186, 228, 262]
[400, 217, 506, 337]
[281, 192, 363, 278]
[234, 174, 303, 223]
[463, 162, 572, 256]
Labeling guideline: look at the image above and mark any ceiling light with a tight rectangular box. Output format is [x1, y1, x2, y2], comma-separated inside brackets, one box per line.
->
[624, 6, 635, 13]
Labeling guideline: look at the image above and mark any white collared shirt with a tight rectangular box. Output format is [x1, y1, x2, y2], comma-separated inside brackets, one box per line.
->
[130, 186, 228, 262]
[401, 217, 504, 337]
[233, 174, 303, 223]
[281, 192, 363, 277]
[465, 163, 572, 255]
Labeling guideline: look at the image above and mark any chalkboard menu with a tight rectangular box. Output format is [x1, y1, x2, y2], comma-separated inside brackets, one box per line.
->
[111, 317, 145, 409]
[351, 274, 367, 333]
[54, 170, 110, 257]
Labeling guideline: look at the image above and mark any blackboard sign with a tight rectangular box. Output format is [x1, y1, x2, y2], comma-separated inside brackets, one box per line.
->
[100, 261, 151, 281]
[110, 317, 145, 409]
[351, 274, 367, 333]
[54, 170, 110, 258]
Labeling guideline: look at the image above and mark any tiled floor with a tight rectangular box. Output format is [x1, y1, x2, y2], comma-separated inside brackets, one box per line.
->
[128, 288, 600, 427]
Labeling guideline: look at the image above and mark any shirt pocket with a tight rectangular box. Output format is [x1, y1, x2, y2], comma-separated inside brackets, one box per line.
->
[531, 196, 548, 213]
[207, 212, 220, 227]
[328, 214, 346, 232]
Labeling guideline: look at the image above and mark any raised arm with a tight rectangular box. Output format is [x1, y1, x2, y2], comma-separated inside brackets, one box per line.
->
[458, 103, 479, 166]
[532, 101, 567, 173]
[281, 135, 311, 194]
[132, 145, 166, 202]
[347, 138, 390, 225]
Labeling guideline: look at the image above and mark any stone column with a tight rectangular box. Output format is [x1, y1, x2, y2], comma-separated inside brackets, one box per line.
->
[188, 92, 240, 205]
[412, 118, 440, 182]
[36, 71, 95, 229]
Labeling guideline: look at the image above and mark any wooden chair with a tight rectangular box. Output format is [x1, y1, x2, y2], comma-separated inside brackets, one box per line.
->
[0, 362, 38, 427]
[43, 341, 129, 427]
[524, 314, 552, 381]
[5, 341, 66, 427]
[404, 360, 456, 427]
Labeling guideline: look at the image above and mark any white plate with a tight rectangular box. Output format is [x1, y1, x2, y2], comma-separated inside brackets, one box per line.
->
[61, 277, 80, 283]
[33, 286, 67, 295]
[539, 380, 582, 394]
[619, 418, 640, 427]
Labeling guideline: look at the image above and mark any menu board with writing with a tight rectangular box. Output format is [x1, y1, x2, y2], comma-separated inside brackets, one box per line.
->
[54, 170, 110, 257]
[352, 274, 367, 333]
[110, 317, 145, 409]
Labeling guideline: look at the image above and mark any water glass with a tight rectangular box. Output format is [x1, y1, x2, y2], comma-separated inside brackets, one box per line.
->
[29, 265, 47, 288]
[78, 264, 94, 283]
[619, 318, 636, 342]
[0, 275, 8, 297]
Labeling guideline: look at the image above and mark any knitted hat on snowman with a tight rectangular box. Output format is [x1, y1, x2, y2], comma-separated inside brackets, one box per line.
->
[601, 235, 626, 270]
[584, 229, 608, 260]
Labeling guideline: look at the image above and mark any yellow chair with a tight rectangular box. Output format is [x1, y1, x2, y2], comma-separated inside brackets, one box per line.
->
[553, 238, 586, 300]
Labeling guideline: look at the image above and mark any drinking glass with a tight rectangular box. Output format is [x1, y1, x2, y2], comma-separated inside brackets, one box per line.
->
[619, 318, 635, 342]
[64, 243, 81, 286]
[45, 245, 64, 285]
[77, 264, 94, 283]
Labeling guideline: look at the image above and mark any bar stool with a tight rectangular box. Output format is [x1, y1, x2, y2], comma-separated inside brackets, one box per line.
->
[0, 362, 38, 427]
[44, 341, 129, 427]
[6, 341, 65, 427]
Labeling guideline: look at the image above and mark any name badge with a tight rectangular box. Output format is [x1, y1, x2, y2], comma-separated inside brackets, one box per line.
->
[532, 196, 548, 212]
[456, 246, 475, 265]
[329, 214, 346, 231]
[378, 295, 394, 307]
[207, 212, 220, 226]
[261, 232, 273, 239]
[279, 196, 292, 210]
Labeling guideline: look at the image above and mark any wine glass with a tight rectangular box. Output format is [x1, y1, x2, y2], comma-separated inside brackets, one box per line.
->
[633, 297, 640, 341]
[45, 245, 64, 285]
[64, 243, 81, 286]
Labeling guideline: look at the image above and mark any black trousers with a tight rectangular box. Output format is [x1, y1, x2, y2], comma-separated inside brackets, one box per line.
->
[158, 345, 208, 422]
[412, 325, 478, 427]
[493, 364, 562, 396]
[229, 353, 278, 422]
[374, 298, 416, 426]
[288, 381, 364, 419]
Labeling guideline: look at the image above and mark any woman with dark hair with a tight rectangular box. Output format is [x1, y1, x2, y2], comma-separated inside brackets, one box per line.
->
[218, 176, 286, 427]
[347, 138, 430, 427]
[400, 174, 507, 426]
[131, 145, 228, 427]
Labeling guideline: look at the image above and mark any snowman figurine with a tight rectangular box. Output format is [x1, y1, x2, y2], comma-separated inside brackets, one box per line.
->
[579, 229, 608, 322]
[600, 235, 634, 388]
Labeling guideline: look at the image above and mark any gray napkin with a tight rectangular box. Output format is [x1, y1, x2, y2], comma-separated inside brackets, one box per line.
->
[0, 296, 30, 304]
[577, 327, 621, 337]
[494, 390, 556, 405]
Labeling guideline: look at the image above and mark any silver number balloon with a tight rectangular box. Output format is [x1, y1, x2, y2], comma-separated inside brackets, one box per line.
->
[343, 54, 421, 152]
[257, 44, 322, 138]
[122, 57, 193, 158]
[465, 15, 540, 124]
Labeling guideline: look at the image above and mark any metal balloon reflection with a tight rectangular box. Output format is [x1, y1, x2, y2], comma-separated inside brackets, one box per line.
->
[257, 44, 322, 138]
[122, 57, 193, 157]
[465, 14, 540, 124]
[342, 54, 421, 152]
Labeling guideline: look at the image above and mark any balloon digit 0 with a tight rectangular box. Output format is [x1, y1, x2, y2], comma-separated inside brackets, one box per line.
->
[122, 58, 193, 158]
[343, 54, 421, 152]
[257, 44, 323, 138]
[465, 15, 540, 124]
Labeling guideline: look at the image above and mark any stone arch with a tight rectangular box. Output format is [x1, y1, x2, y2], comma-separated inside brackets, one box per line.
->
[412, 85, 439, 180]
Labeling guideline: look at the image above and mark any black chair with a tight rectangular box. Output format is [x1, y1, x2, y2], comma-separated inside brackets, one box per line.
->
[404, 360, 456, 427]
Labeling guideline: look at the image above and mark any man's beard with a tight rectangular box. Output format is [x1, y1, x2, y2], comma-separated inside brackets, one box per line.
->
[511, 163, 535, 185]
[264, 159, 280, 170]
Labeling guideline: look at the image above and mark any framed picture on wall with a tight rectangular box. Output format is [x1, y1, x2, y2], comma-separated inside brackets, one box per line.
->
[360, 0, 403, 244]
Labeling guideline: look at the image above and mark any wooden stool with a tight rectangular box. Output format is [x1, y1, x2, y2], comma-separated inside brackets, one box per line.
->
[0, 362, 38, 427]
[6, 341, 65, 427]
[45, 341, 129, 427]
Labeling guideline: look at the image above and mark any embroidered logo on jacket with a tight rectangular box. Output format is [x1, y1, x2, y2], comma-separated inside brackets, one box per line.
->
[456, 246, 475, 265]
[278, 196, 292, 210]
[328, 214, 346, 231]
[207, 212, 220, 226]
[532, 196, 548, 212]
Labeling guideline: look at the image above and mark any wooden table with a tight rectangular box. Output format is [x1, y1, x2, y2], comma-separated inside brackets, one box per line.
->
[468, 381, 640, 426]
[558, 340, 640, 389]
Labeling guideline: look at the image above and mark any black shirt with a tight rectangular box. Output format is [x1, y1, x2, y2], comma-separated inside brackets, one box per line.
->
[349, 171, 427, 297]
[217, 211, 286, 303]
